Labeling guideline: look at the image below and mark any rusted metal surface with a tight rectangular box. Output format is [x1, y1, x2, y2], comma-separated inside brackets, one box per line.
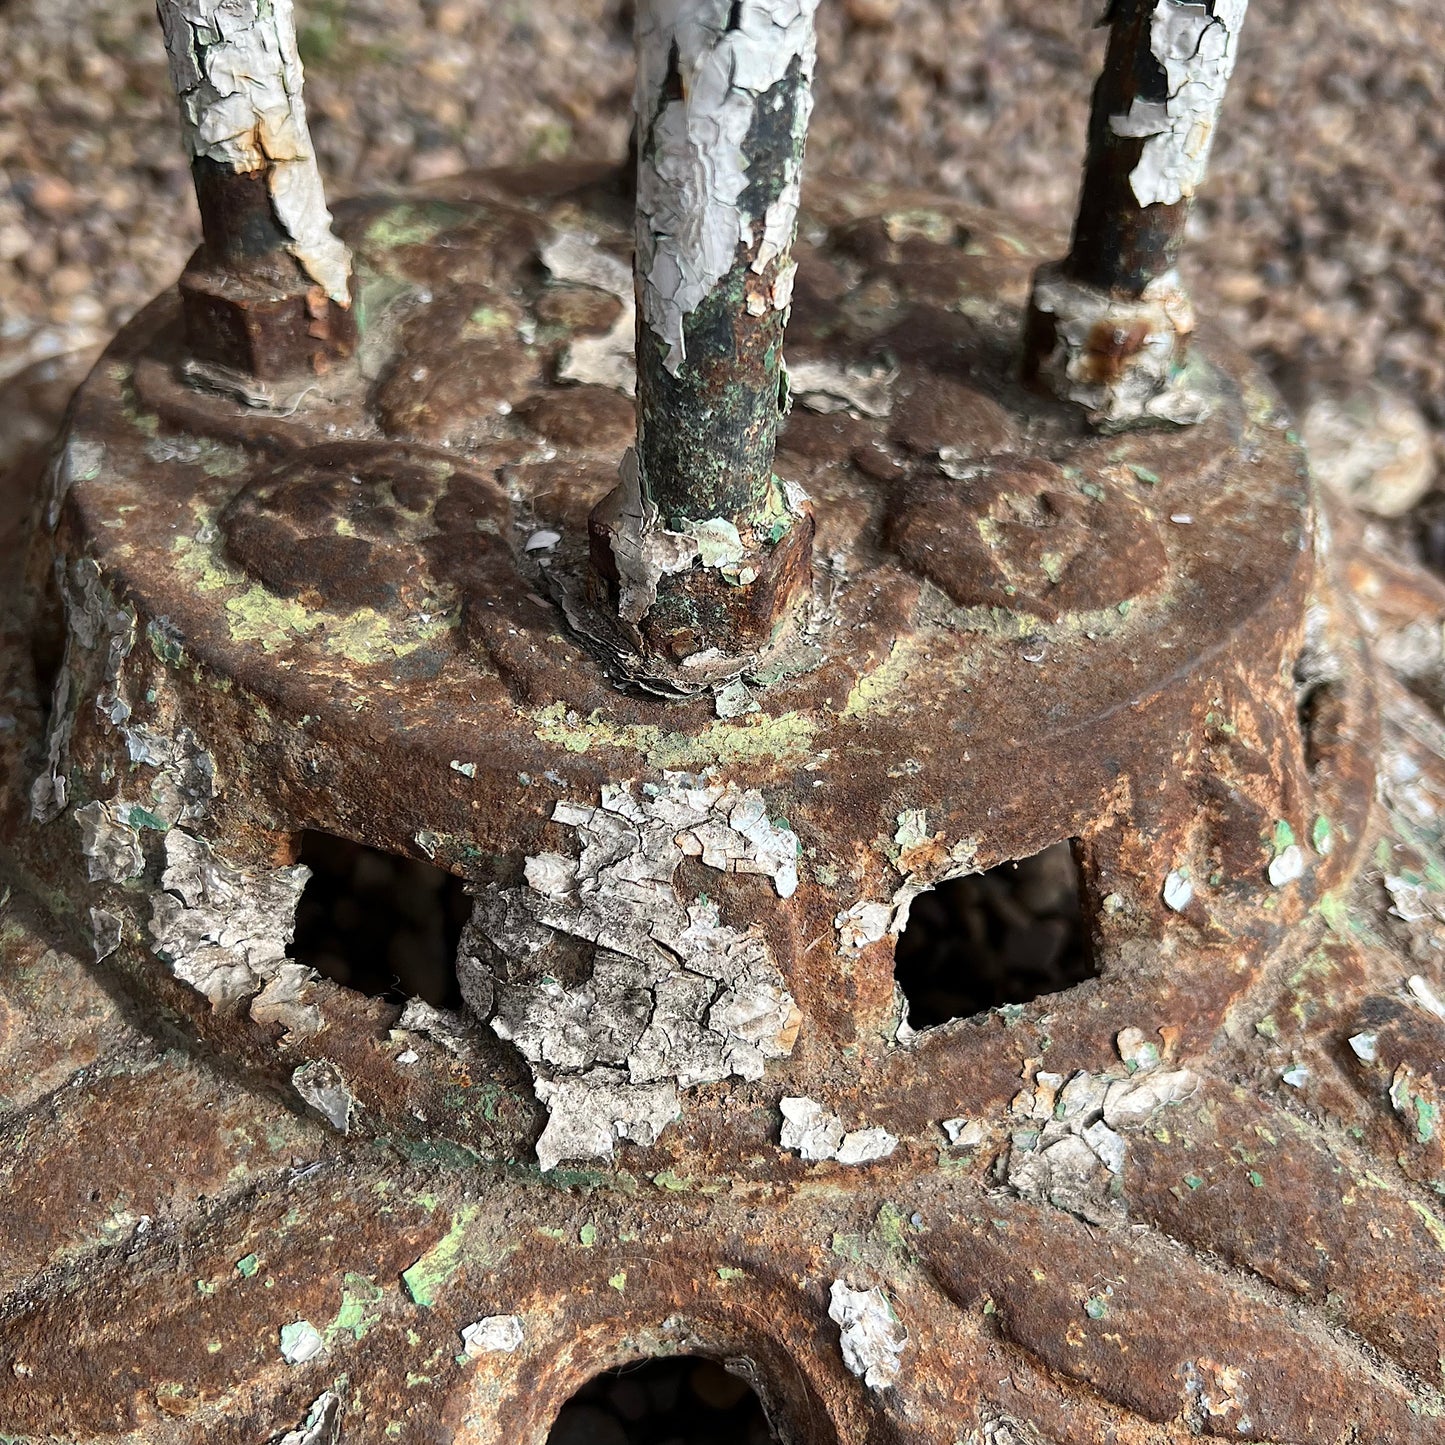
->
[0, 160, 1441, 1443]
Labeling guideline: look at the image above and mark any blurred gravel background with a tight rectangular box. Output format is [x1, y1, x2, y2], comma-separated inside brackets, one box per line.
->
[1, 0, 1443, 481]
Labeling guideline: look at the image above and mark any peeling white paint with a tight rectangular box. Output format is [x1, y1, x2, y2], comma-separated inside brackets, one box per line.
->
[271, 1391, 340, 1445]
[90, 907, 123, 963]
[458, 775, 802, 1172]
[46, 435, 105, 531]
[1030, 265, 1205, 429]
[32, 559, 136, 825]
[148, 829, 312, 1012]
[1004, 1057, 1200, 1224]
[1407, 974, 1445, 1021]
[541, 230, 637, 395]
[1347, 1031, 1378, 1064]
[786, 358, 897, 419]
[1162, 867, 1194, 912]
[1267, 844, 1305, 888]
[779, 1096, 897, 1165]
[396, 998, 473, 1055]
[76, 801, 145, 884]
[461, 1314, 525, 1357]
[941, 1116, 988, 1149]
[828, 1281, 906, 1390]
[292, 1059, 354, 1133]
[636, 0, 819, 373]
[278, 1319, 325, 1365]
[157, 0, 351, 301]
[1109, 1, 1250, 209]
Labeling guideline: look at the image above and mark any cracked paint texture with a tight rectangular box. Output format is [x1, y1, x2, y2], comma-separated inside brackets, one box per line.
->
[635, 0, 819, 374]
[157, 0, 351, 301]
[1109, 0, 1250, 209]
[458, 775, 803, 1172]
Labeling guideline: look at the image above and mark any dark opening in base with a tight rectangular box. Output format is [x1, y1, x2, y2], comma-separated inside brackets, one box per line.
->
[289, 831, 469, 1008]
[546, 1355, 779, 1445]
[893, 839, 1098, 1028]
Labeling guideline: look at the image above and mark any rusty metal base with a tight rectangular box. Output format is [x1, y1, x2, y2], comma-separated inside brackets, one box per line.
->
[0, 165, 1441, 1442]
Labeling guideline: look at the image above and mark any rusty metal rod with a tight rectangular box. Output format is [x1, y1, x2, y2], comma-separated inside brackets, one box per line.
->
[1025, 0, 1249, 428]
[632, 0, 816, 531]
[156, 0, 355, 380]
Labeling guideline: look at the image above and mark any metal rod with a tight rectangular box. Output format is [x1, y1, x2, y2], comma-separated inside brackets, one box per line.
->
[156, 0, 355, 380]
[589, 0, 818, 674]
[1025, 0, 1250, 428]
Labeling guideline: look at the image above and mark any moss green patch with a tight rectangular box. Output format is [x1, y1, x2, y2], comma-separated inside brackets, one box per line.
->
[330, 1272, 386, 1341]
[532, 702, 820, 770]
[402, 1206, 481, 1308]
[1408, 1200, 1445, 1255]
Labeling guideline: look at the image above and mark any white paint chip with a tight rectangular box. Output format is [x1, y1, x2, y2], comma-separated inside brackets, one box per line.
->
[278, 1319, 325, 1365]
[1347, 1031, 1378, 1064]
[1267, 844, 1305, 888]
[1162, 869, 1194, 912]
[271, 1390, 340, 1445]
[828, 1281, 907, 1390]
[461, 1314, 525, 1357]
[779, 1097, 898, 1165]
[1407, 974, 1445, 1021]
[459, 776, 803, 1172]
[636, 0, 819, 373]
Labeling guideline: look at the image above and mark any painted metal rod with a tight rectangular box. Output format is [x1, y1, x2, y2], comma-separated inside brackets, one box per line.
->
[1026, 0, 1249, 429]
[588, 0, 818, 674]
[156, 0, 355, 379]
[633, 0, 816, 530]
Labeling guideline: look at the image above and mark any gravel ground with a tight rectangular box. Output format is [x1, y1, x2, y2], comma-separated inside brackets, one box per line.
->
[2, 0, 1443, 452]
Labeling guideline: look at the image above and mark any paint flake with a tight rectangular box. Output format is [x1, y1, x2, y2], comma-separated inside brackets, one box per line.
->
[636, 0, 819, 373]
[148, 829, 312, 1012]
[278, 1319, 325, 1365]
[1109, 0, 1250, 209]
[459, 776, 802, 1171]
[828, 1281, 907, 1390]
[779, 1096, 898, 1165]
[270, 1390, 340, 1445]
[461, 1314, 525, 1357]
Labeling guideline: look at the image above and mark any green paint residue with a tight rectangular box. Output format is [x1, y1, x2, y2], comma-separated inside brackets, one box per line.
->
[1312, 815, 1333, 854]
[1255, 1015, 1279, 1041]
[1272, 820, 1297, 856]
[1084, 1295, 1109, 1320]
[402, 1206, 480, 1308]
[717, 1267, 746, 1283]
[235, 1253, 259, 1278]
[1184, 1174, 1204, 1191]
[1248, 1171, 1265, 1188]
[1128, 465, 1160, 486]
[608, 1270, 627, 1293]
[652, 1170, 692, 1192]
[127, 805, 168, 832]
[330, 1272, 385, 1341]
[579, 1223, 598, 1248]
[1408, 1201, 1445, 1255]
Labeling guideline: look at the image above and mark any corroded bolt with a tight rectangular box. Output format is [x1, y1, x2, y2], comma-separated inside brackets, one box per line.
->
[1024, 0, 1249, 430]
[157, 0, 356, 387]
[588, 0, 817, 680]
